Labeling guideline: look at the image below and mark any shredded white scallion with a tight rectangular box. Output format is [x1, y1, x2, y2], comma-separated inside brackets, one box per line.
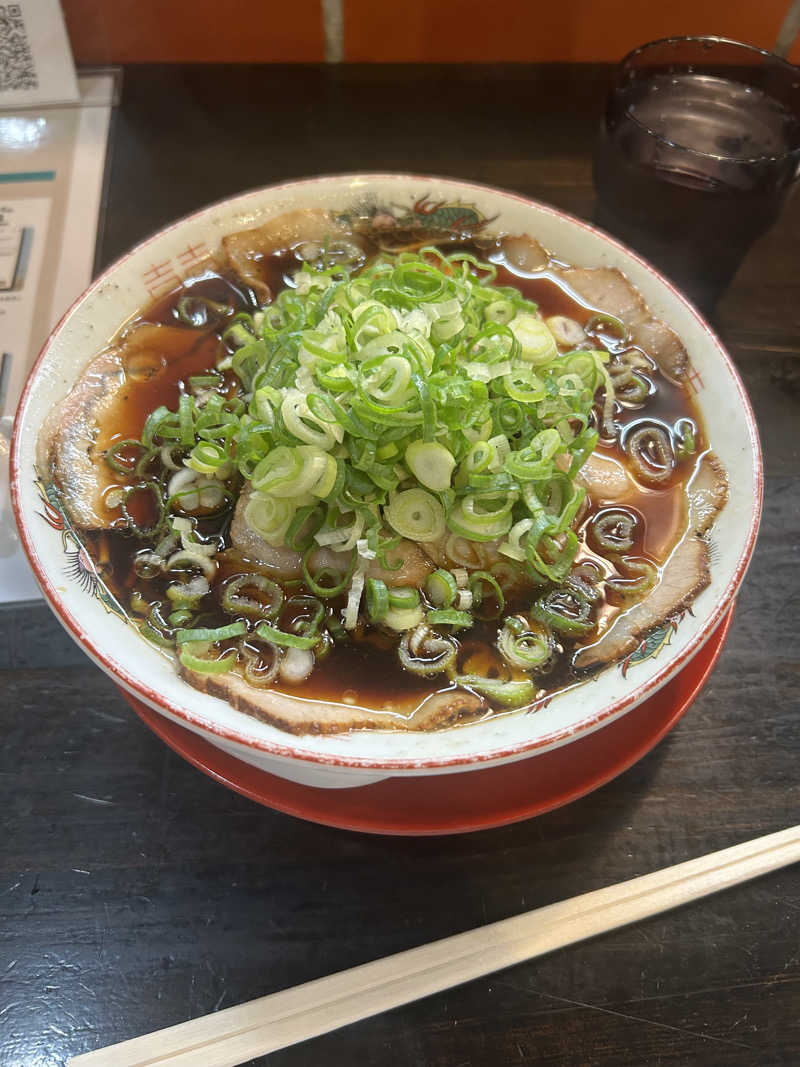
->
[344, 568, 366, 630]
[356, 537, 376, 560]
[315, 527, 353, 547]
[453, 568, 469, 589]
[456, 588, 474, 611]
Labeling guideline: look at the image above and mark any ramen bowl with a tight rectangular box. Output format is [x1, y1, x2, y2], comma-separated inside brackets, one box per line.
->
[11, 174, 761, 789]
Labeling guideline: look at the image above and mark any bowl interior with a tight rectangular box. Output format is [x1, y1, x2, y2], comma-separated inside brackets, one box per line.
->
[11, 174, 761, 771]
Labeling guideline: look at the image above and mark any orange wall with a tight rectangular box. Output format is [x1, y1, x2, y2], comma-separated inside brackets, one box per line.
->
[61, 0, 325, 64]
[343, 1, 800, 64]
[61, 0, 800, 65]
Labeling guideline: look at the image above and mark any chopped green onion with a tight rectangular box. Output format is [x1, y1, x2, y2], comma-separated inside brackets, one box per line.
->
[187, 440, 228, 475]
[286, 594, 325, 636]
[139, 620, 174, 649]
[326, 615, 349, 642]
[282, 390, 341, 449]
[625, 424, 676, 486]
[121, 481, 165, 538]
[425, 568, 458, 608]
[499, 518, 533, 562]
[366, 578, 389, 622]
[176, 295, 230, 328]
[240, 636, 283, 687]
[531, 587, 595, 636]
[484, 299, 515, 324]
[384, 488, 446, 542]
[404, 441, 455, 491]
[129, 590, 151, 615]
[463, 440, 495, 477]
[179, 641, 238, 674]
[447, 496, 513, 542]
[497, 619, 553, 670]
[255, 622, 319, 649]
[383, 606, 426, 631]
[252, 445, 326, 498]
[525, 529, 579, 585]
[388, 586, 420, 612]
[105, 439, 148, 475]
[615, 370, 652, 405]
[221, 574, 283, 619]
[426, 609, 472, 630]
[141, 405, 171, 448]
[591, 509, 638, 553]
[398, 630, 458, 675]
[166, 575, 210, 606]
[586, 311, 627, 339]
[188, 372, 223, 389]
[244, 492, 294, 546]
[302, 546, 355, 598]
[456, 675, 536, 708]
[509, 314, 558, 364]
[546, 315, 586, 347]
[165, 548, 217, 580]
[286, 505, 325, 552]
[469, 570, 505, 620]
[176, 621, 247, 644]
[675, 418, 697, 459]
[605, 556, 658, 603]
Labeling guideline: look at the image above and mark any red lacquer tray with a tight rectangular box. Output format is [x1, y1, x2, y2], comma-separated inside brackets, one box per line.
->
[123, 603, 734, 836]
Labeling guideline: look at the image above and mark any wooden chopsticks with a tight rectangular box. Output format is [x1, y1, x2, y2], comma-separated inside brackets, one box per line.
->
[69, 825, 800, 1067]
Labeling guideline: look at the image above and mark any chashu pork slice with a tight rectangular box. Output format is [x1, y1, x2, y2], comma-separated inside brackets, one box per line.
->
[230, 488, 434, 588]
[496, 235, 687, 380]
[178, 669, 485, 735]
[551, 265, 689, 380]
[222, 209, 351, 303]
[573, 453, 728, 673]
[37, 324, 209, 530]
[569, 450, 635, 502]
[37, 348, 125, 529]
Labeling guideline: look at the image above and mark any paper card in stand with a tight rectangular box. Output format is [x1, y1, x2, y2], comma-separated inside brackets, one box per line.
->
[0, 70, 115, 603]
[0, 0, 79, 108]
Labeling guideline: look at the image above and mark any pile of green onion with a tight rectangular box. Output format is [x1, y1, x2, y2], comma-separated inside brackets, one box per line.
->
[112, 244, 620, 710]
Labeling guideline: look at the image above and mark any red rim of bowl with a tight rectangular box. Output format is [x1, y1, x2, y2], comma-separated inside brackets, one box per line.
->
[10, 172, 764, 772]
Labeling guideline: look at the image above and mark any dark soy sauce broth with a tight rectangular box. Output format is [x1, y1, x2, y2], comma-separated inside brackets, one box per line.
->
[86, 238, 706, 719]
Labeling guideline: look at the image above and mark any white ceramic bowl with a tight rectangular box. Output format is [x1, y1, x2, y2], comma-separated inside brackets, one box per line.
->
[11, 174, 762, 789]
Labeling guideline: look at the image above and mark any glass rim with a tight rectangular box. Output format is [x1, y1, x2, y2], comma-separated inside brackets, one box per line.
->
[612, 35, 800, 166]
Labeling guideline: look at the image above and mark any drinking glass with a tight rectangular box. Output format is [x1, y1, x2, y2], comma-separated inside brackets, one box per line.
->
[593, 36, 800, 311]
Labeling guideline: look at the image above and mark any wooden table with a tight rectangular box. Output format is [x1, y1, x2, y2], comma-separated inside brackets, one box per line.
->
[2, 64, 798, 1066]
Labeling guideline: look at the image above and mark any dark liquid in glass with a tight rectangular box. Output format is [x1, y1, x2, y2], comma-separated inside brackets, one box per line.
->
[594, 72, 800, 311]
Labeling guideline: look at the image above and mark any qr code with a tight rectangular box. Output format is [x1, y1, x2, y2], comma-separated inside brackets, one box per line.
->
[0, 4, 38, 92]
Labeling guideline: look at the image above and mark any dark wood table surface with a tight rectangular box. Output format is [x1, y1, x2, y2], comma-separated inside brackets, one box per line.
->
[2, 64, 798, 1067]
